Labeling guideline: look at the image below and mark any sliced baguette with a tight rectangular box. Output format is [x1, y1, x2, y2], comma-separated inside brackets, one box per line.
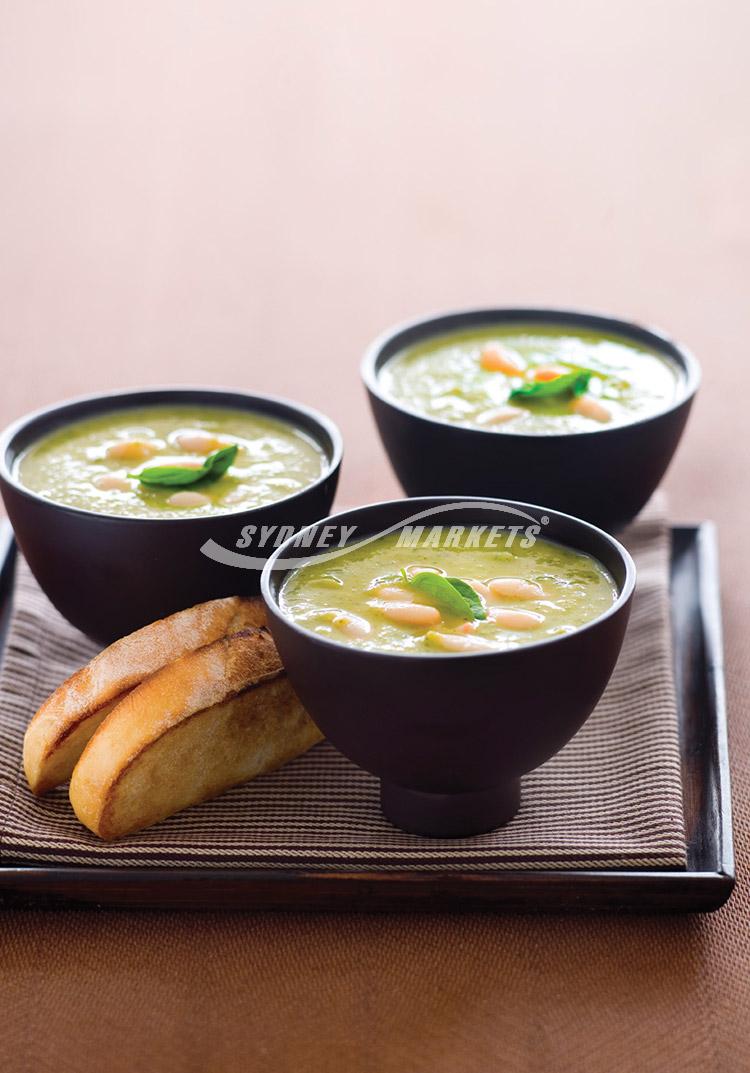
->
[24, 596, 267, 795]
[69, 627, 322, 840]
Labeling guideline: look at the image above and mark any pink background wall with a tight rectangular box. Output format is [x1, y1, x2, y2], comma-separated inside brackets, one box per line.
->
[1, 2, 747, 511]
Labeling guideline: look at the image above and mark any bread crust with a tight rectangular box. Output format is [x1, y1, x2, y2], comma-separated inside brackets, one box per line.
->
[69, 628, 322, 839]
[24, 596, 267, 794]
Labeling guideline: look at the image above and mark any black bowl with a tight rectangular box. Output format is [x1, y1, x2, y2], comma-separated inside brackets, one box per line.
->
[362, 307, 700, 532]
[0, 387, 342, 644]
[261, 497, 635, 837]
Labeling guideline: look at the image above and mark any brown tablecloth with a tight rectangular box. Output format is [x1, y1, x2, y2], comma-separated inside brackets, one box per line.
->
[1, 4, 748, 1071]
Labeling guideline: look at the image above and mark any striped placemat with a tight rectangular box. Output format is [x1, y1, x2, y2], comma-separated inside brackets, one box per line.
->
[0, 505, 686, 871]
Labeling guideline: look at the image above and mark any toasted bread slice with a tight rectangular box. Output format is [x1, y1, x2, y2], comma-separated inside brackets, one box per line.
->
[24, 596, 267, 795]
[69, 627, 322, 839]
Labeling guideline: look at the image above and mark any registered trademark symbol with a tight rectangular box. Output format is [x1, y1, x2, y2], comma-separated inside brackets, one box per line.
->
[541, 515, 549, 525]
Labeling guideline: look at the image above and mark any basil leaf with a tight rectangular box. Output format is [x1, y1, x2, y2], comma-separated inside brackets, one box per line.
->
[128, 465, 207, 487]
[204, 444, 238, 479]
[408, 572, 486, 621]
[409, 573, 472, 618]
[510, 370, 592, 401]
[445, 577, 487, 620]
[570, 372, 593, 398]
[130, 444, 238, 488]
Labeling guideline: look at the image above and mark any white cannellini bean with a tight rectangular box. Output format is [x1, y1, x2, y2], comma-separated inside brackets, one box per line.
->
[329, 612, 371, 638]
[105, 439, 158, 461]
[167, 490, 211, 508]
[533, 365, 567, 381]
[479, 345, 525, 375]
[461, 578, 492, 600]
[488, 577, 544, 600]
[427, 631, 495, 652]
[372, 584, 412, 601]
[489, 607, 545, 630]
[571, 395, 611, 423]
[404, 564, 446, 580]
[476, 407, 520, 426]
[378, 602, 441, 627]
[175, 431, 227, 454]
[93, 474, 133, 492]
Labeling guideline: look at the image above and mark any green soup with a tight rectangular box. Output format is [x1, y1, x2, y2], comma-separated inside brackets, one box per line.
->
[17, 405, 326, 519]
[380, 324, 682, 434]
[280, 529, 617, 654]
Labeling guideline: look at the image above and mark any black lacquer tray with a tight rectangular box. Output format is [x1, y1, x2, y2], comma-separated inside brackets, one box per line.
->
[0, 523, 734, 912]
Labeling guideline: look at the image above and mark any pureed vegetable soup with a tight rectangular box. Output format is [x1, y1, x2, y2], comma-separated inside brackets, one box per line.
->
[380, 324, 682, 434]
[280, 527, 618, 654]
[16, 406, 326, 518]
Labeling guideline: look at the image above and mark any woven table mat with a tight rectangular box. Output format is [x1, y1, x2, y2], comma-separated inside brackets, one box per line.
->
[0, 506, 686, 871]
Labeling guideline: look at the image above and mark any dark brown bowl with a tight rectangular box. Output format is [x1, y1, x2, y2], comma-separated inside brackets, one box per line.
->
[362, 307, 700, 532]
[261, 497, 635, 838]
[0, 387, 342, 644]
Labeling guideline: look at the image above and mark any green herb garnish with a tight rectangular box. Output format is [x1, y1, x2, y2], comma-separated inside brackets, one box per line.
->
[129, 444, 238, 487]
[408, 572, 487, 621]
[510, 370, 592, 402]
[443, 578, 487, 620]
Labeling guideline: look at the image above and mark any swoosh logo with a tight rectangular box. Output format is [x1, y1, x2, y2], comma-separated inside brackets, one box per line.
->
[200, 501, 548, 571]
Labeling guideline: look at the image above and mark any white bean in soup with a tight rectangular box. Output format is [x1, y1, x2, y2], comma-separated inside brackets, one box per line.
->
[379, 323, 683, 435]
[15, 405, 326, 518]
[280, 529, 618, 654]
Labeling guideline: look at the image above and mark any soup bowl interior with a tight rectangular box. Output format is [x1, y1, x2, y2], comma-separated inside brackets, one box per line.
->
[0, 387, 342, 644]
[262, 497, 635, 837]
[362, 307, 700, 533]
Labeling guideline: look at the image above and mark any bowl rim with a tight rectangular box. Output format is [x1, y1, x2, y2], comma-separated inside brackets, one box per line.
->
[361, 305, 701, 440]
[261, 495, 637, 661]
[0, 385, 344, 525]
